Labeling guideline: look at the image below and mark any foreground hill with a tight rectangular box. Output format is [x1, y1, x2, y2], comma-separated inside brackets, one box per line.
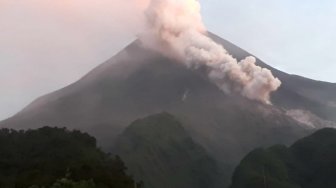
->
[114, 113, 223, 188]
[0, 127, 138, 188]
[231, 128, 336, 188]
[1, 33, 335, 185]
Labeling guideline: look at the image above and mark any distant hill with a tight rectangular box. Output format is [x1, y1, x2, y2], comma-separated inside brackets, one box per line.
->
[0, 127, 138, 188]
[1, 33, 335, 186]
[114, 113, 223, 188]
[230, 128, 336, 188]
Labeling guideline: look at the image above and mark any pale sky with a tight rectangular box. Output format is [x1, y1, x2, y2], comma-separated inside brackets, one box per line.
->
[0, 0, 336, 120]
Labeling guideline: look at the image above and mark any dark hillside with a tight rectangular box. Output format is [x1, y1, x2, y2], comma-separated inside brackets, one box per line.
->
[0, 127, 137, 188]
[231, 128, 336, 188]
[114, 113, 223, 188]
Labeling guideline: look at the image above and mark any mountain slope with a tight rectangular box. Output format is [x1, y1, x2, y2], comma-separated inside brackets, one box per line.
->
[0, 37, 309, 160]
[0, 33, 334, 185]
[209, 33, 336, 122]
[114, 113, 223, 188]
[230, 128, 336, 188]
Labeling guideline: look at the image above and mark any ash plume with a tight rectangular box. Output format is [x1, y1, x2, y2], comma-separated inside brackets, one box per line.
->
[139, 0, 281, 104]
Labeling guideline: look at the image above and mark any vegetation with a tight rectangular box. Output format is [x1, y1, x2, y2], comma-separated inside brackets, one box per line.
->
[114, 112, 224, 188]
[29, 178, 97, 188]
[0, 127, 141, 188]
[230, 128, 336, 188]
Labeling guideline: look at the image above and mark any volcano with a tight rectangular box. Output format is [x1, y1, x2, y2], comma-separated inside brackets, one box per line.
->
[1, 33, 335, 187]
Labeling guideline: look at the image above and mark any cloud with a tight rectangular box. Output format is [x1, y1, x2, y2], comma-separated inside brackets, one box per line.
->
[140, 0, 281, 104]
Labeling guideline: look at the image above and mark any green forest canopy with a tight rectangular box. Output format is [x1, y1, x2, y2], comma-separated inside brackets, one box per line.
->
[230, 128, 336, 188]
[0, 126, 142, 188]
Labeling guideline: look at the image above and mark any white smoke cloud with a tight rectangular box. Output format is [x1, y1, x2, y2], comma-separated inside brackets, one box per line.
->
[139, 0, 281, 104]
[286, 109, 336, 129]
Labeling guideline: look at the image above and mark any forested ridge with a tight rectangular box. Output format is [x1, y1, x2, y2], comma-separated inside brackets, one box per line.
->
[231, 128, 336, 188]
[0, 127, 142, 188]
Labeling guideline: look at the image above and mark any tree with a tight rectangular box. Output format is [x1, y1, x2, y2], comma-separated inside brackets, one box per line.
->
[0, 127, 138, 188]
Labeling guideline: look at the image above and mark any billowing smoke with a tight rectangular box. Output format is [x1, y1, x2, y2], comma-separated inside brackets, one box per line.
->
[139, 0, 281, 104]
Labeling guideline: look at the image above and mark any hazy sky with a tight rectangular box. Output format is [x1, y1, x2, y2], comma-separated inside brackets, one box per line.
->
[0, 0, 336, 120]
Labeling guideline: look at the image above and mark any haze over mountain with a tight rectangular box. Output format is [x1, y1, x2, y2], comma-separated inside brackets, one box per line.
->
[1, 32, 335, 187]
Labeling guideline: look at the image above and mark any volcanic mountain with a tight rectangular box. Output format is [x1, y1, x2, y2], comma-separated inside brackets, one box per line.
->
[1, 33, 335, 187]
